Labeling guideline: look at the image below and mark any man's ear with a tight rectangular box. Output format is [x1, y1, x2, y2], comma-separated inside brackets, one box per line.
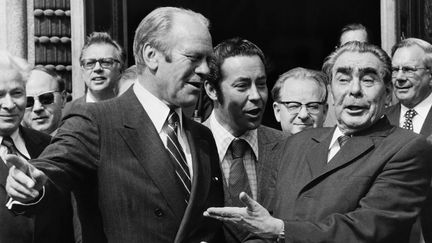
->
[204, 80, 218, 102]
[272, 102, 281, 122]
[142, 43, 159, 71]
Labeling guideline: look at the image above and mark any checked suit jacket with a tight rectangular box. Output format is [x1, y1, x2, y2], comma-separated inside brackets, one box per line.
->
[204, 120, 286, 243]
[256, 117, 432, 243]
[0, 126, 74, 243]
[30, 87, 225, 243]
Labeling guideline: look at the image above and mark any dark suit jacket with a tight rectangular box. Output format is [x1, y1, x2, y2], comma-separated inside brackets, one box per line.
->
[62, 95, 86, 119]
[0, 127, 74, 243]
[204, 120, 285, 243]
[259, 117, 432, 243]
[32, 88, 224, 243]
[387, 104, 432, 243]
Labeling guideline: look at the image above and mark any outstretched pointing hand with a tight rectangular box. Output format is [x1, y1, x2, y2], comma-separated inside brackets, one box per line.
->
[5, 154, 47, 203]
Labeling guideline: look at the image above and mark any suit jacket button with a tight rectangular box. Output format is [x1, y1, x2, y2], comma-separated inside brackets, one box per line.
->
[154, 208, 164, 217]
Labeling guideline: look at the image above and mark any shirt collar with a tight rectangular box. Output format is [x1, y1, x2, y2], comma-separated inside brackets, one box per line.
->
[328, 126, 345, 149]
[133, 80, 182, 134]
[1, 128, 30, 159]
[401, 91, 432, 119]
[85, 92, 97, 103]
[209, 111, 259, 161]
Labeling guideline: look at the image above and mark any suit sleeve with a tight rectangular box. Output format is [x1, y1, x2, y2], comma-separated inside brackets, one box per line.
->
[282, 136, 432, 243]
[32, 103, 100, 191]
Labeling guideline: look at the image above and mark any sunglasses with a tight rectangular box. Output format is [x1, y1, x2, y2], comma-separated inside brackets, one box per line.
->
[26, 91, 59, 108]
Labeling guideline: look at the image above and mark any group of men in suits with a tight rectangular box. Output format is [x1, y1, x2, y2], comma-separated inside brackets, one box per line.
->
[3, 6, 432, 243]
[0, 52, 74, 242]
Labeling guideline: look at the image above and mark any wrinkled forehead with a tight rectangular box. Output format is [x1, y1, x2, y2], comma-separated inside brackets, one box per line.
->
[332, 51, 384, 76]
[0, 68, 26, 85]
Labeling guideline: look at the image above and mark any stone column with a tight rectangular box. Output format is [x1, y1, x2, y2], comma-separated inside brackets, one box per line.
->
[0, 0, 28, 58]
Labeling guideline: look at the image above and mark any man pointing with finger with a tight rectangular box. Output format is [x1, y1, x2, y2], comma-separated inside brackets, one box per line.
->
[205, 42, 432, 242]
[6, 7, 224, 243]
[0, 51, 74, 243]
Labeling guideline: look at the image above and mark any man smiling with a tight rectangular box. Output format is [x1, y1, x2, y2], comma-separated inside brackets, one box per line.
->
[203, 37, 285, 242]
[204, 41, 432, 243]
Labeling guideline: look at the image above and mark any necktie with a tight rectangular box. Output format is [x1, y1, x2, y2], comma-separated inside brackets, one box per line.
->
[227, 138, 252, 206]
[2, 136, 18, 155]
[402, 109, 417, 131]
[337, 135, 350, 148]
[163, 110, 191, 204]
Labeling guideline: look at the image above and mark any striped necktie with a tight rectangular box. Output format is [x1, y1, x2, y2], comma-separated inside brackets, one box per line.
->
[163, 110, 191, 204]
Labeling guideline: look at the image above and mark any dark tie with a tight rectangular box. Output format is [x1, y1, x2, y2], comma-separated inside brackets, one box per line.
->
[163, 110, 191, 204]
[337, 135, 350, 148]
[227, 138, 252, 206]
[402, 109, 417, 130]
[2, 136, 17, 155]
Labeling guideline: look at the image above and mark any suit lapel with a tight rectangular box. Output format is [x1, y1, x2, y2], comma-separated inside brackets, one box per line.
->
[256, 127, 280, 202]
[116, 90, 187, 221]
[302, 118, 393, 193]
[305, 129, 334, 178]
[386, 104, 401, 127]
[420, 106, 432, 136]
[175, 118, 211, 242]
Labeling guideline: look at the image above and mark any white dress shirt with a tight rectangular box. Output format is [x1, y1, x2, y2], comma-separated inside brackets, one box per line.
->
[133, 80, 193, 179]
[327, 126, 345, 162]
[400, 92, 432, 134]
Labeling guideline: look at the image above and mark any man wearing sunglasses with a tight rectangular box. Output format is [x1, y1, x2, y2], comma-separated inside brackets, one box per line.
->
[0, 51, 74, 243]
[63, 32, 124, 116]
[22, 67, 67, 136]
[272, 67, 328, 136]
[386, 38, 432, 243]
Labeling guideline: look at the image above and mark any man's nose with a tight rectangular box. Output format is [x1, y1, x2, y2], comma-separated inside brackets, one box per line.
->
[296, 105, 310, 120]
[32, 100, 44, 112]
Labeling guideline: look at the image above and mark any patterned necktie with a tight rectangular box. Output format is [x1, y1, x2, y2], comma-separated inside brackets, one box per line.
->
[2, 136, 18, 155]
[337, 135, 350, 148]
[402, 109, 417, 131]
[227, 138, 252, 206]
[163, 110, 191, 204]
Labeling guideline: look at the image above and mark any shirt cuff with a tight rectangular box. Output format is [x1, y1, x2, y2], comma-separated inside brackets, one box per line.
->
[5, 186, 45, 211]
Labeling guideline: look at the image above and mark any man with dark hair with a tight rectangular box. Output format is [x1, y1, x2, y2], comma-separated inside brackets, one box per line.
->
[6, 7, 224, 243]
[272, 67, 328, 135]
[22, 67, 67, 135]
[0, 51, 73, 243]
[203, 37, 285, 242]
[386, 37, 432, 243]
[338, 23, 370, 47]
[204, 41, 432, 243]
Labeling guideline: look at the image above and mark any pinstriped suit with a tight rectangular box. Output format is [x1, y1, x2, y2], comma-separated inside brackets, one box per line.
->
[30, 87, 225, 243]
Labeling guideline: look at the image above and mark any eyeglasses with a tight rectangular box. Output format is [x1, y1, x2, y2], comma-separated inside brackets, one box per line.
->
[26, 91, 59, 108]
[391, 66, 429, 77]
[81, 58, 120, 70]
[278, 101, 324, 114]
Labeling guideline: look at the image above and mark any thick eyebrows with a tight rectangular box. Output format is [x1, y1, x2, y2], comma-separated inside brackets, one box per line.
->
[335, 66, 352, 75]
[359, 67, 379, 76]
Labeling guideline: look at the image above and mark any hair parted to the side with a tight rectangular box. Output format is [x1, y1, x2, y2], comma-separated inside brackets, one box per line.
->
[271, 67, 328, 102]
[322, 41, 392, 85]
[133, 7, 209, 68]
[207, 37, 267, 92]
[79, 32, 126, 70]
[0, 50, 31, 84]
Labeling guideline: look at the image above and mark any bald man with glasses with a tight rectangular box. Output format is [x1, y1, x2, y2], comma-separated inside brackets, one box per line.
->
[272, 67, 328, 136]
[22, 67, 67, 136]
